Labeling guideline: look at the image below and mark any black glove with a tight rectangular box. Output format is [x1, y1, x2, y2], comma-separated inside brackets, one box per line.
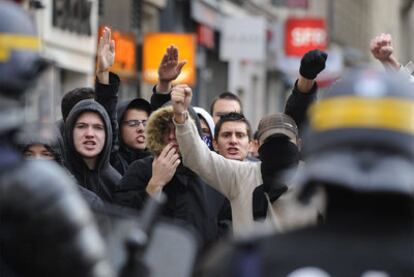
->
[299, 49, 328, 79]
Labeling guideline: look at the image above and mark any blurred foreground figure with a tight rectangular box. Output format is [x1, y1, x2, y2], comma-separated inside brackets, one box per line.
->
[0, 1, 114, 276]
[198, 68, 414, 277]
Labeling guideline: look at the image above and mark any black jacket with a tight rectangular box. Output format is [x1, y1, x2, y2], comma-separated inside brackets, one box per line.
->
[64, 99, 121, 202]
[284, 80, 318, 136]
[94, 72, 152, 175]
[249, 82, 318, 217]
[114, 155, 223, 247]
[95, 72, 120, 156]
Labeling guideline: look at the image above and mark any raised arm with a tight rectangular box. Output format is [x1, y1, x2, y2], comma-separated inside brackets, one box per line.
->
[96, 27, 115, 85]
[151, 45, 186, 110]
[370, 33, 401, 71]
[369, 33, 414, 82]
[171, 85, 259, 200]
[285, 49, 327, 135]
[95, 27, 120, 154]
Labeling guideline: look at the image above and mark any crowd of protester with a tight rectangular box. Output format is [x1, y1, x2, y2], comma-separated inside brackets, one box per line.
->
[1, 1, 414, 276]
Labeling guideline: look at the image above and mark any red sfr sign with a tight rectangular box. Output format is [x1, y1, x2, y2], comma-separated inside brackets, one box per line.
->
[285, 18, 327, 56]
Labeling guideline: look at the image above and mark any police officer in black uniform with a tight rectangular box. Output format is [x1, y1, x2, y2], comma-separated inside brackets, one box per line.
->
[198, 68, 414, 277]
[0, 2, 114, 276]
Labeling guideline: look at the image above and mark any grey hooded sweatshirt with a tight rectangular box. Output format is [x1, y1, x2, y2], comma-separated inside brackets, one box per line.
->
[64, 99, 121, 202]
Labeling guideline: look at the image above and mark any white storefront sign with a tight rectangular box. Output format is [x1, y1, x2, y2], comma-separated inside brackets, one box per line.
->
[219, 16, 266, 62]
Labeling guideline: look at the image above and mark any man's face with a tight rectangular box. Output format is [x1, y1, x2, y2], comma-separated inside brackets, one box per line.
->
[213, 121, 250, 161]
[121, 109, 149, 150]
[73, 112, 106, 159]
[212, 99, 241, 124]
[199, 117, 213, 149]
[162, 122, 179, 153]
[23, 144, 55, 160]
[199, 117, 211, 138]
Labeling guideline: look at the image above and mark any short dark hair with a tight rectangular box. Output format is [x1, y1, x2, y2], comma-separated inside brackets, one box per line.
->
[214, 112, 252, 141]
[61, 87, 95, 121]
[210, 92, 243, 115]
[126, 98, 152, 117]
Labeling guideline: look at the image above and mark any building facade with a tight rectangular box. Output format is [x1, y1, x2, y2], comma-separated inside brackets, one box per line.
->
[28, 0, 412, 123]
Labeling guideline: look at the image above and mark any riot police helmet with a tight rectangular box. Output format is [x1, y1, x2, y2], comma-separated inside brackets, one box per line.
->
[0, 0, 49, 134]
[297, 67, 414, 196]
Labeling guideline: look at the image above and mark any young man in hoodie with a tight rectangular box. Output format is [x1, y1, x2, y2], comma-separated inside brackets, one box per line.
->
[111, 98, 152, 175]
[64, 99, 121, 202]
[59, 27, 121, 203]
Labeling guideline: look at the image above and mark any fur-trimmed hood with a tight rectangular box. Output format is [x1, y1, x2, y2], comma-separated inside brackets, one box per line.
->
[146, 105, 204, 156]
[145, 106, 174, 156]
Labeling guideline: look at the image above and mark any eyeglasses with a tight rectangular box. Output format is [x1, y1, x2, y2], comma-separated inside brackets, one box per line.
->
[124, 119, 147, 127]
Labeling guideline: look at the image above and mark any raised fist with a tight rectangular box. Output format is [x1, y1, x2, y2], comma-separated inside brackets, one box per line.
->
[171, 84, 192, 116]
[370, 33, 394, 62]
[299, 49, 328, 80]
